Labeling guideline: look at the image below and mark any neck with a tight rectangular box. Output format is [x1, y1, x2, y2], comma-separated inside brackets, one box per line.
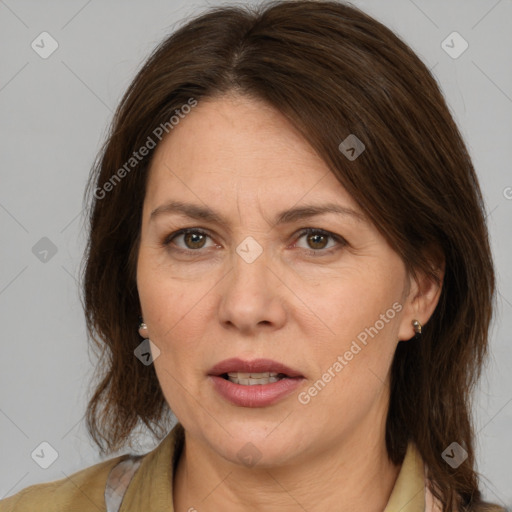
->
[173, 395, 401, 511]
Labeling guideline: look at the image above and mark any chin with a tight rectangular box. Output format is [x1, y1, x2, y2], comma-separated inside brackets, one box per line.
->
[201, 419, 308, 468]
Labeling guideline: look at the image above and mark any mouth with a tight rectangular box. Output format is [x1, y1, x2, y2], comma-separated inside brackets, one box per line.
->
[208, 358, 304, 407]
[209, 357, 303, 380]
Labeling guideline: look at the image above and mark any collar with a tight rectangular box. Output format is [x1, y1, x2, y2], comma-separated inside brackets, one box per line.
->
[384, 441, 427, 512]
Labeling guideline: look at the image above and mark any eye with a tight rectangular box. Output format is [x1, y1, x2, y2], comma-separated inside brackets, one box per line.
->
[163, 228, 216, 251]
[162, 227, 346, 256]
[294, 228, 345, 255]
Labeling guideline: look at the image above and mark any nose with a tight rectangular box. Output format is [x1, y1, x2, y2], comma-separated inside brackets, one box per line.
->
[217, 246, 287, 335]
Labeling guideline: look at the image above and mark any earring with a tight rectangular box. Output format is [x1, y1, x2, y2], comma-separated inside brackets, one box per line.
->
[135, 318, 161, 364]
[412, 319, 422, 338]
[138, 317, 148, 337]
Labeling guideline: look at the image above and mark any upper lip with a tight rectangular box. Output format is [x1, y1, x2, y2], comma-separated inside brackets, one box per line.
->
[209, 358, 303, 378]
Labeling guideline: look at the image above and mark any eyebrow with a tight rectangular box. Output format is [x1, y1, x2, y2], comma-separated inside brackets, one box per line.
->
[150, 200, 366, 226]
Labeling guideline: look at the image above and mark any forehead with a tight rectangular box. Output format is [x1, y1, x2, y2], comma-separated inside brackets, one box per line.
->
[144, 94, 359, 214]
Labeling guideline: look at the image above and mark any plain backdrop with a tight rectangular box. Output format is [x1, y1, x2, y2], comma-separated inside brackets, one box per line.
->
[1, 0, 511, 506]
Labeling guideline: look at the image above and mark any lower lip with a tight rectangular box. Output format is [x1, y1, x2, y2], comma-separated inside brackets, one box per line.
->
[209, 375, 304, 407]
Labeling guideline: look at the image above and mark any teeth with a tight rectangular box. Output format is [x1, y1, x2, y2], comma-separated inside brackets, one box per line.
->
[226, 371, 283, 385]
[227, 372, 280, 378]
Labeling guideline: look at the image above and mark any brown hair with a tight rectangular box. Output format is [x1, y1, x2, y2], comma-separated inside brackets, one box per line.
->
[81, 1, 501, 510]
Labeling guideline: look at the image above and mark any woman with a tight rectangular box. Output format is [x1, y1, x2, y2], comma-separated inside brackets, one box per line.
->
[0, 1, 505, 511]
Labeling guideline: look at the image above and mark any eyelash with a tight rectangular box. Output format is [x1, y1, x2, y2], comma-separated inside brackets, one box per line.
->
[161, 228, 346, 257]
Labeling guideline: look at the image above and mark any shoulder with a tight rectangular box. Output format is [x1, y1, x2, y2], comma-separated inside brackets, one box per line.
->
[0, 454, 127, 512]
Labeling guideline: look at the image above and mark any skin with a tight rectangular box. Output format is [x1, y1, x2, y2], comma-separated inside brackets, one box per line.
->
[136, 93, 443, 512]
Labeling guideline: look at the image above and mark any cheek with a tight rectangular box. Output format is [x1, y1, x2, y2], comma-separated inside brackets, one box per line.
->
[137, 248, 216, 336]
[297, 269, 403, 351]
[147, 294, 214, 420]
[294, 266, 403, 405]
[296, 282, 401, 434]
[137, 251, 220, 392]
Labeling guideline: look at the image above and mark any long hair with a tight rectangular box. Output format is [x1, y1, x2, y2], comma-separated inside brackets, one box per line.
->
[81, 2, 499, 510]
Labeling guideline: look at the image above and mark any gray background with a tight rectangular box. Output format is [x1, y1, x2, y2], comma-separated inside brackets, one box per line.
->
[1, 0, 511, 506]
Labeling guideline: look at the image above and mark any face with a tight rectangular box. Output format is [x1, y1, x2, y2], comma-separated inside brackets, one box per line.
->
[136, 94, 420, 467]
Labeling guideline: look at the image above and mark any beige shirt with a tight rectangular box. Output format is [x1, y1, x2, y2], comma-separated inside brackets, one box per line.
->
[0, 422, 442, 511]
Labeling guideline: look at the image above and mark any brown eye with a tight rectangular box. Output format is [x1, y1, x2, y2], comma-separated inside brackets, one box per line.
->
[294, 228, 345, 255]
[306, 232, 329, 250]
[183, 232, 207, 249]
[163, 229, 214, 252]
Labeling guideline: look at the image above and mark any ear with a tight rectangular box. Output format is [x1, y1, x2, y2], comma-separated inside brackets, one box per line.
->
[397, 251, 445, 341]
